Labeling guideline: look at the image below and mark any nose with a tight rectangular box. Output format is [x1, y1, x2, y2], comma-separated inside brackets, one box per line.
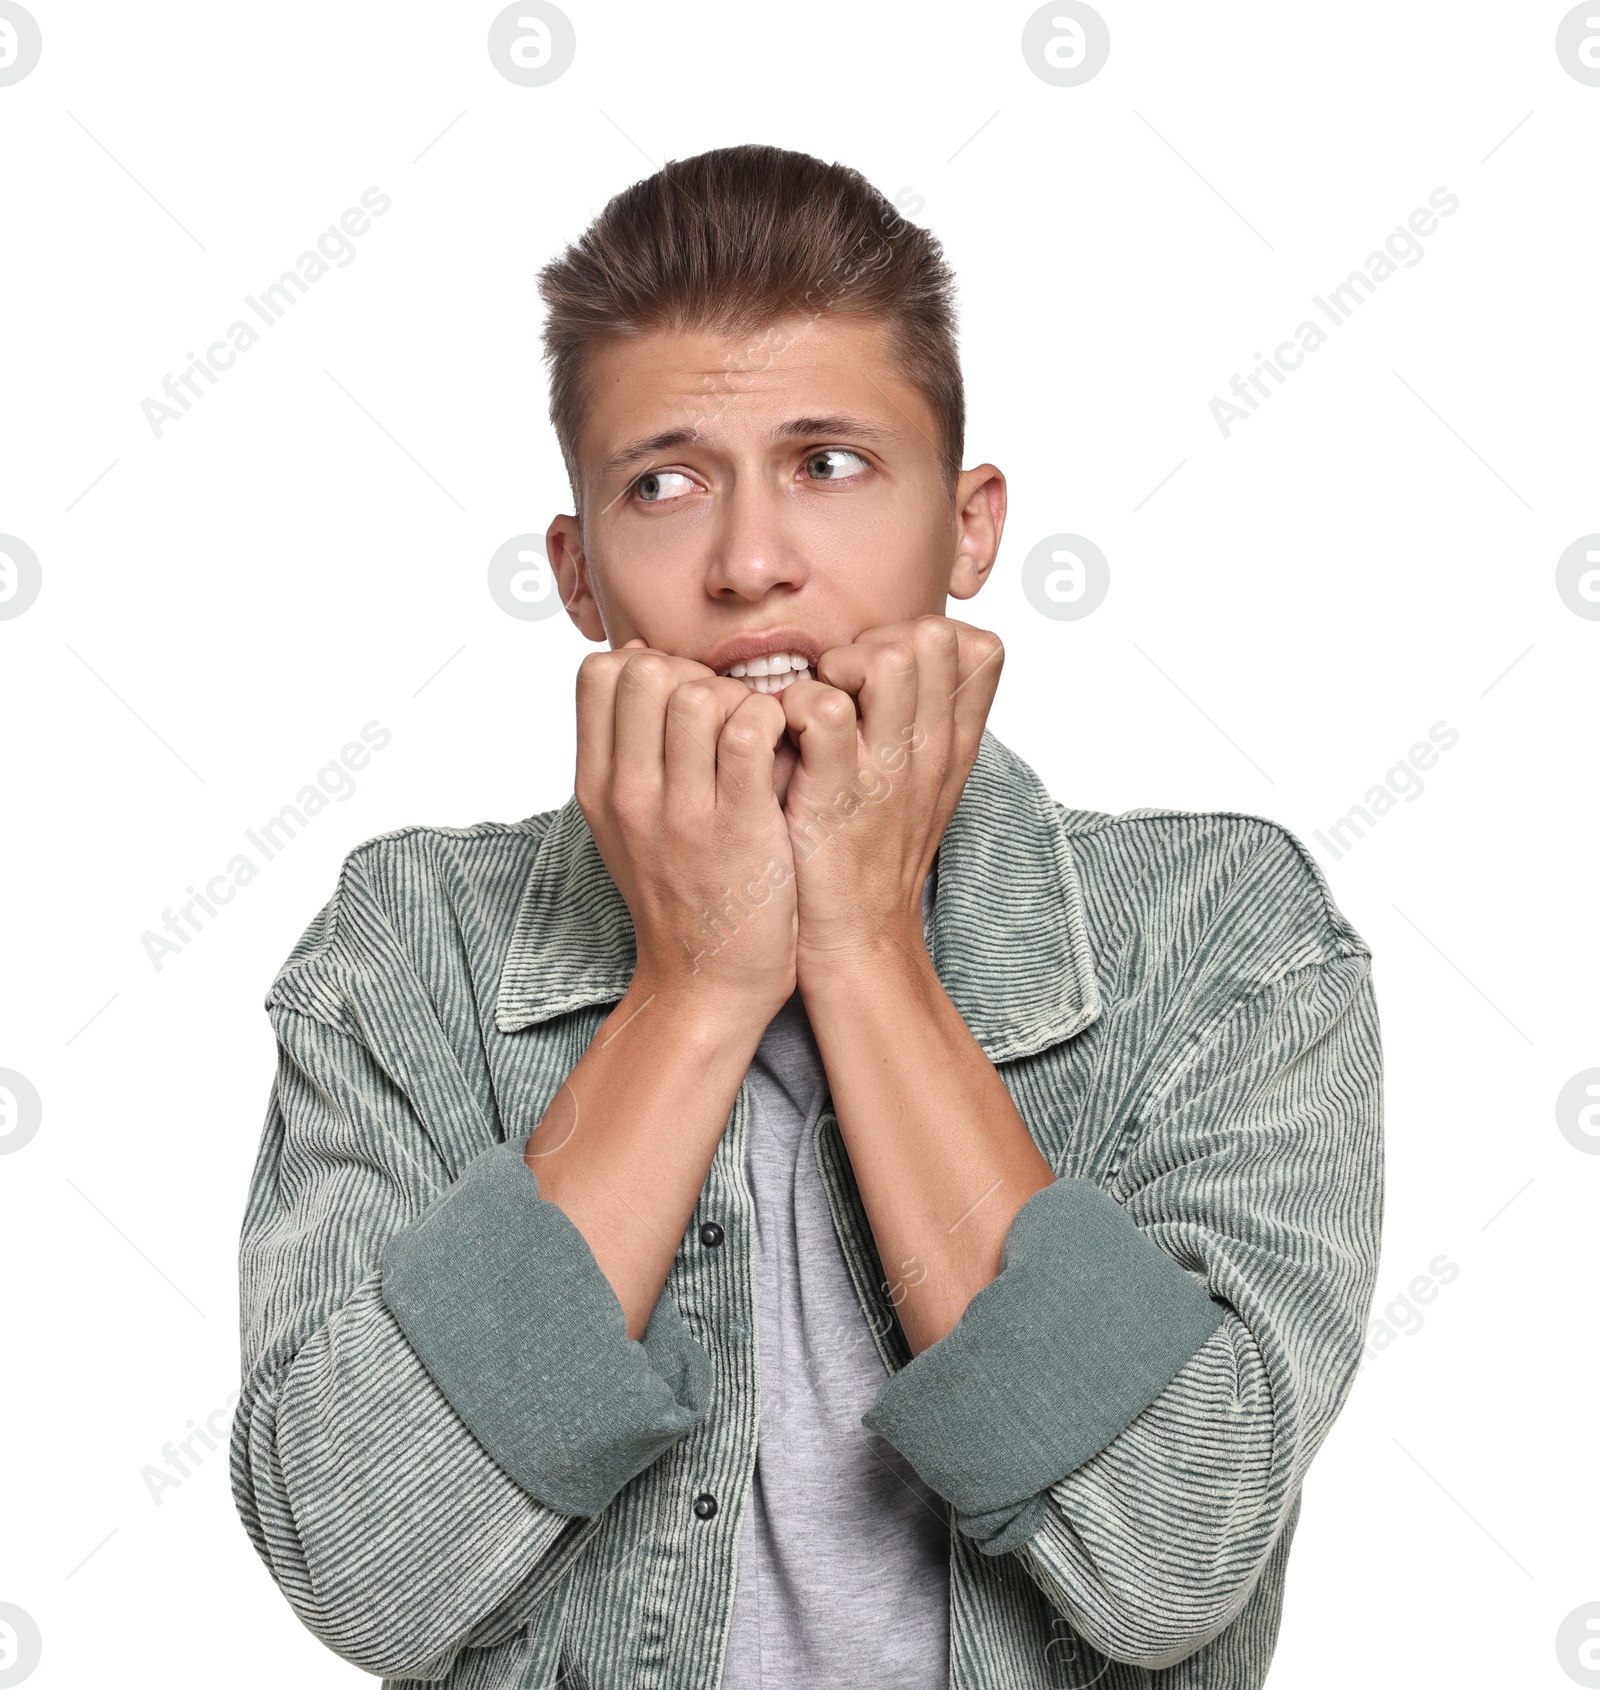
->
[702, 472, 808, 604]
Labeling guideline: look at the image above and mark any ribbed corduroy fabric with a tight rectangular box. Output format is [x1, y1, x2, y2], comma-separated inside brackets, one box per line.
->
[231, 729, 1383, 1689]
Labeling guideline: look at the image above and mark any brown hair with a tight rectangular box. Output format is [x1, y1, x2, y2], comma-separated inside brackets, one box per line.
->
[536, 143, 964, 516]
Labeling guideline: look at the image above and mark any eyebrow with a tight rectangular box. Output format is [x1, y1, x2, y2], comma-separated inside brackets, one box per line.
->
[596, 413, 901, 482]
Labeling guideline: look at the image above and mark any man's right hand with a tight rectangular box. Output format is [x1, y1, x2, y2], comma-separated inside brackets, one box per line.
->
[524, 641, 799, 1340]
[574, 641, 798, 1034]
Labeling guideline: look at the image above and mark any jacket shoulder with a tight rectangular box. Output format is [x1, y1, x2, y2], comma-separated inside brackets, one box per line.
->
[265, 809, 563, 1021]
[1055, 801, 1370, 981]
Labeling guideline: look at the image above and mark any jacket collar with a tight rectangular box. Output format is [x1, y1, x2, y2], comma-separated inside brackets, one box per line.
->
[494, 729, 1101, 1063]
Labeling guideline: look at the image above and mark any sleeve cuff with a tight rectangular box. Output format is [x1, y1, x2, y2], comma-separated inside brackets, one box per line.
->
[381, 1135, 711, 1518]
[859, 1177, 1226, 1554]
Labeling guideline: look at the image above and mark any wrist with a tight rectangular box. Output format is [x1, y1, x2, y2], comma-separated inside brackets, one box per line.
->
[796, 922, 937, 1007]
[624, 967, 783, 1052]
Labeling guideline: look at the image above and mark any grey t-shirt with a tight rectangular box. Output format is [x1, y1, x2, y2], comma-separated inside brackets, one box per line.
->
[720, 878, 951, 1689]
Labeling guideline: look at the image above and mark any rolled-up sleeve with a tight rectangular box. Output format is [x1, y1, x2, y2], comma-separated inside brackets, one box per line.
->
[382, 1133, 711, 1517]
[234, 997, 710, 1681]
[859, 1175, 1224, 1553]
[862, 951, 1382, 1669]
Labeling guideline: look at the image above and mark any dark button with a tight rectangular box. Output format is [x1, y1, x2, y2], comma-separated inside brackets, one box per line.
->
[692, 1491, 718, 1520]
[698, 1221, 724, 1247]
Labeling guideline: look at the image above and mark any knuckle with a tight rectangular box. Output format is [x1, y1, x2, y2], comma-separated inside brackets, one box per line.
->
[720, 720, 764, 758]
[622, 652, 671, 689]
[575, 652, 615, 692]
[817, 691, 857, 729]
[667, 679, 718, 722]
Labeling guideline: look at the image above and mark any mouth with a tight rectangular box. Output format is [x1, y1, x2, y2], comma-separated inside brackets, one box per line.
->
[718, 651, 815, 694]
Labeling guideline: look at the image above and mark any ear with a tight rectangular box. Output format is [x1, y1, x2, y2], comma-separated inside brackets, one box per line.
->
[546, 513, 607, 642]
[946, 464, 1007, 601]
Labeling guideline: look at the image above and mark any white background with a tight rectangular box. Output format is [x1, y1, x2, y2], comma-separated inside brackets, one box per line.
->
[1, 3, 1597, 1686]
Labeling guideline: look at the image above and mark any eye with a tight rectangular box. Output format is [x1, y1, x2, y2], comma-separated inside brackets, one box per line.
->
[803, 448, 870, 482]
[632, 469, 697, 504]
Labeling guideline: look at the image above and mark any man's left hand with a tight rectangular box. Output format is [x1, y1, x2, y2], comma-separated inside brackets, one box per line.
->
[778, 614, 1004, 988]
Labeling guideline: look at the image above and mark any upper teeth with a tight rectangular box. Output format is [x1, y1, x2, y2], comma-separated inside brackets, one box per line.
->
[721, 652, 814, 693]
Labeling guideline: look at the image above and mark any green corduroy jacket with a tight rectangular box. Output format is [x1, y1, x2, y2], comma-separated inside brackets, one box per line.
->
[231, 729, 1383, 1689]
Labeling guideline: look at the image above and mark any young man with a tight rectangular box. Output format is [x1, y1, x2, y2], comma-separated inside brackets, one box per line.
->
[232, 145, 1383, 1690]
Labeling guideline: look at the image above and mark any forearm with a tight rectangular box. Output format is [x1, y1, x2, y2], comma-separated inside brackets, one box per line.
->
[802, 933, 1055, 1356]
[526, 980, 765, 1340]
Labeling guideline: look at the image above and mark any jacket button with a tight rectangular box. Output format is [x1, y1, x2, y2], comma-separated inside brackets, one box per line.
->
[698, 1221, 724, 1247]
[693, 1491, 718, 1520]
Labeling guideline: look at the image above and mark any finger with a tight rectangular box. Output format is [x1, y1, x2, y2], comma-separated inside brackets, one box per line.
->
[716, 690, 787, 815]
[814, 639, 918, 778]
[904, 616, 961, 745]
[850, 618, 961, 755]
[779, 677, 861, 800]
[581, 640, 722, 811]
[611, 650, 680, 804]
[575, 650, 626, 790]
[664, 676, 749, 814]
[574, 638, 652, 790]
[947, 623, 1005, 753]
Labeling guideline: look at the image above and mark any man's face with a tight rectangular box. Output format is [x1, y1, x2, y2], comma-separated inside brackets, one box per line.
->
[546, 312, 1005, 795]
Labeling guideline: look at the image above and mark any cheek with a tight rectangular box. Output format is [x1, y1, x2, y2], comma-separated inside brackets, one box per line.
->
[807, 494, 950, 610]
[589, 539, 703, 643]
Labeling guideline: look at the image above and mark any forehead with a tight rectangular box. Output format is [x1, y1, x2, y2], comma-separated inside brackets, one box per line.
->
[576, 313, 935, 475]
